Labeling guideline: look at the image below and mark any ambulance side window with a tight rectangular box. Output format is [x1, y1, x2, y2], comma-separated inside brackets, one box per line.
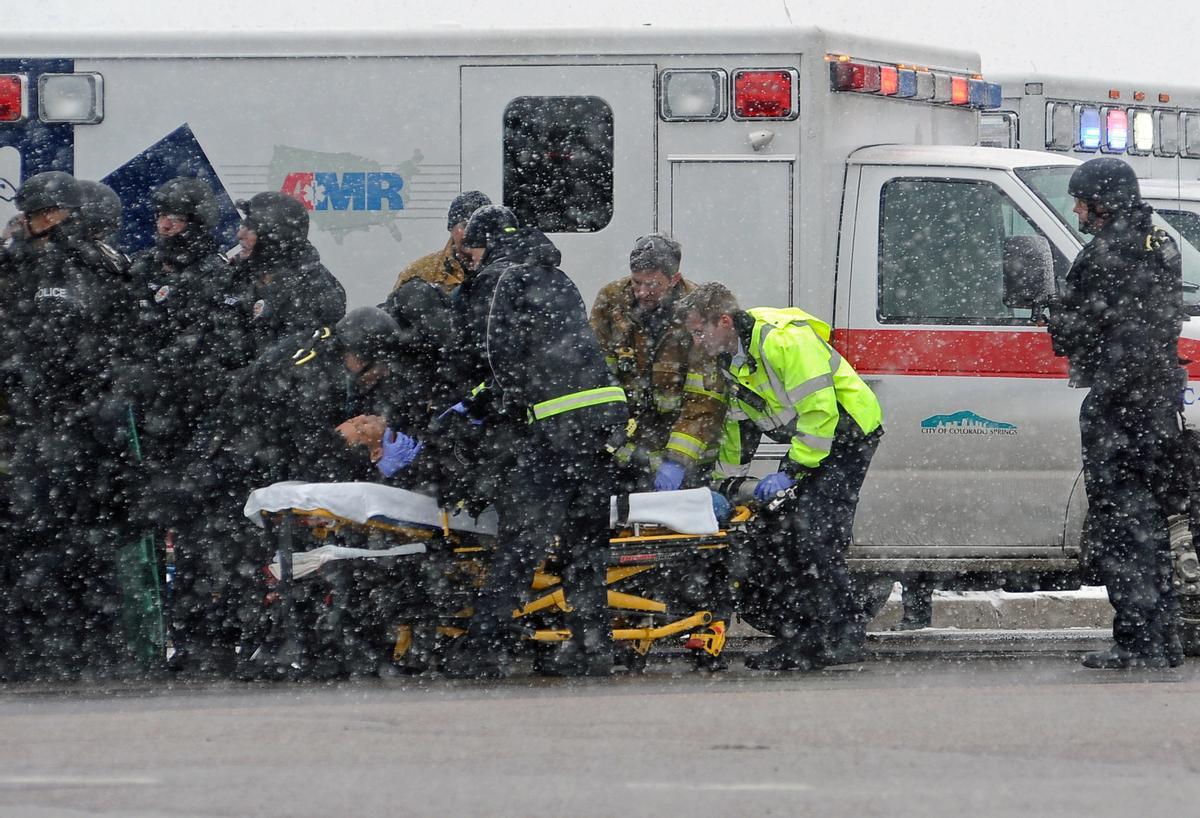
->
[502, 95, 614, 233]
[1158, 209, 1200, 249]
[877, 178, 1044, 325]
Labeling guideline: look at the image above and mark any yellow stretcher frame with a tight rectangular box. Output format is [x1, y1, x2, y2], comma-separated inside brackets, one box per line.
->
[262, 505, 741, 668]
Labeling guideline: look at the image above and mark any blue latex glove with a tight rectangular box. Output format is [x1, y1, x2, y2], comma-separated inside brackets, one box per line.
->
[377, 428, 423, 478]
[438, 401, 483, 425]
[753, 471, 795, 503]
[653, 461, 687, 492]
[710, 490, 733, 526]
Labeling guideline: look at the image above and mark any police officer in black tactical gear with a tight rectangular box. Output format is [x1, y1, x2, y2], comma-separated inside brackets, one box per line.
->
[1049, 157, 1187, 669]
[1, 171, 137, 680]
[122, 177, 252, 673]
[421, 205, 629, 678]
[174, 306, 411, 676]
[129, 177, 251, 453]
[234, 192, 346, 357]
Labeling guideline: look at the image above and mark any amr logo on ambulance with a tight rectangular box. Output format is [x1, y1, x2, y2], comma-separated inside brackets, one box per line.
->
[269, 145, 422, 244]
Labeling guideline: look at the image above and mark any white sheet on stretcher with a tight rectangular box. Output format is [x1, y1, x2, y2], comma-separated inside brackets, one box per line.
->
[243, 481, 499, 534]
[244, 482, 719, 537]
[610, 488, 718, 534]
[266, 543, 428, 580]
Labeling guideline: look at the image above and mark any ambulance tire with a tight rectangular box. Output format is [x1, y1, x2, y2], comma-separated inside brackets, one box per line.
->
[1179, 605, 1200, 657]
[1168, 515, 1200, 656]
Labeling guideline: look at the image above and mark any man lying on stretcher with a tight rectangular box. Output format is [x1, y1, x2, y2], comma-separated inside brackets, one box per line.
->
[167, 306, 434, 675]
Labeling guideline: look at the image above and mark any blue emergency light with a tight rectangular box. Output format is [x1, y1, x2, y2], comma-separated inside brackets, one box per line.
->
[1079, 107, 1101, 150]
[984, 82, 1003, 109]
[896, 69, 918, 98]
[968, 79, 987, 108]
[966, 79, 1004, 109]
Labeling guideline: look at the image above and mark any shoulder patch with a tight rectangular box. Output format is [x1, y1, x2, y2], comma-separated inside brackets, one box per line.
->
[154, 285, 173, 303]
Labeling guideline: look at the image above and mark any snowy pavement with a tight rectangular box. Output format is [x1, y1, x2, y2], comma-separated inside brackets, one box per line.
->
[1, 646, 1196, 818]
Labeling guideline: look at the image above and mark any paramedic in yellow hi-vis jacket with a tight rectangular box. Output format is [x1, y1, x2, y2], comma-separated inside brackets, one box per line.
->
[679, 282, 884, 672]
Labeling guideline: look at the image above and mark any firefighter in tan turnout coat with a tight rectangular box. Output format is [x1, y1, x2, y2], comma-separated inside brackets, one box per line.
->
[590, 233, 727, 491]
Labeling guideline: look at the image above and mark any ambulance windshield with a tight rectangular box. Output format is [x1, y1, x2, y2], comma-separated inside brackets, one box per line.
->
[1017, 165, 1200, 310]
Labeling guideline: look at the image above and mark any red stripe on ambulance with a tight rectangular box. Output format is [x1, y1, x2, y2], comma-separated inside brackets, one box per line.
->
[830, 328, 1200, 380]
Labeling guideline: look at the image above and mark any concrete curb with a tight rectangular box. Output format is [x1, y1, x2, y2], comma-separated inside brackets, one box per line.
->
[868, 588, 1115, 631]
[729, 587, 1115, 637]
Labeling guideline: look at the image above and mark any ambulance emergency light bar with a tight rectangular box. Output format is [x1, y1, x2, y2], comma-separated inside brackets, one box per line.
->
[826, 54, 1002, 110]
[0, 72, 104, 124]
[1045, 98, 1200, 159]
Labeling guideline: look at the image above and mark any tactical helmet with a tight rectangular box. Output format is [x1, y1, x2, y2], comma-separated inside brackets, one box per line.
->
[76, 180, 123, 242]
[447, 190, 492, 230]
[152, 177, 219, 228]
[238, 191, 310, 248]
[335, 306, 404, 368]
[16, 171, 82, 214]
[462, 204, 519, 250]
[629, 233, 682, 277]
[1068, 157, 1142, 213]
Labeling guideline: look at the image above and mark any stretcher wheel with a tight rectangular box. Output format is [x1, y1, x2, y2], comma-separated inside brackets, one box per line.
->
[618, 647, 649, 673]
[692, 651, 729, 672]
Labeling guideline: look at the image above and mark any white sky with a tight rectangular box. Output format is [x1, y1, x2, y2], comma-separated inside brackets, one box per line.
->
[7, 0, 1200, 86]
[791, 0, 1200, 83]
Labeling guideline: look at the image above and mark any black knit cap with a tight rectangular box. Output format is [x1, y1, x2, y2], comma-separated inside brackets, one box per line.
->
[462, 204, 519, 251]
[629, 233, 682, 276]
[447, 190, 492, 230]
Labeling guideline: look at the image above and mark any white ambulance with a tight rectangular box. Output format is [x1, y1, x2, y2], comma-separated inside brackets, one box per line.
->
[982, 75, 1200, 237]
[3, 7, 1198, 636]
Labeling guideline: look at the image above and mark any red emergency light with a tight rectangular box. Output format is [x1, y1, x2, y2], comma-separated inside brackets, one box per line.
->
[0, 74, 27, 122]
[733, 70, 795, 118]
[830, 61, 881, 93]
[827, 54, 1001, 109]
[950, 76, 969, 105]
[879, 65, 899, 96]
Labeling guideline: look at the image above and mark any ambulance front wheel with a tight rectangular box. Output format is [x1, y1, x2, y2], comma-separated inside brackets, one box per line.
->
[1169, 515, 1200, 656]
[1179, 605, 1200, 657]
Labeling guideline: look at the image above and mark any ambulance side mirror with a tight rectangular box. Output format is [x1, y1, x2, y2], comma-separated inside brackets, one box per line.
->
[1002, 235, 1055, 309]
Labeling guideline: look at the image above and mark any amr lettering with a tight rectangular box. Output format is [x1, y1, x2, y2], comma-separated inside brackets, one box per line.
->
[280, 172, 404, 211]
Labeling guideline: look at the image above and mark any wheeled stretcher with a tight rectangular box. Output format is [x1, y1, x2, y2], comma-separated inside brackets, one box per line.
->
[243, 481, 747, 675]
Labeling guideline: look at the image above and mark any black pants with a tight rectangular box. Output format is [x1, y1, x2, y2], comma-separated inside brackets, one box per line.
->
[752, 421, 881, 652]
[5, 424, 132, 679]
[1080, 389, 1179, 657]
[467, 435, 615, 656]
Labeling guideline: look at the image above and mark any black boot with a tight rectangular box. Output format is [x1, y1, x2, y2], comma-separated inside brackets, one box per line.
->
[1081, 644, 1171, 669]
[816, 622, 868, 667]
